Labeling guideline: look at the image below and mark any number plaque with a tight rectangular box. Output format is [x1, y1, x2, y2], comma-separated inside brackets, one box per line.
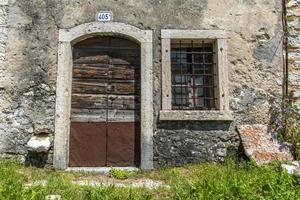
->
[97, 11, 113, 22]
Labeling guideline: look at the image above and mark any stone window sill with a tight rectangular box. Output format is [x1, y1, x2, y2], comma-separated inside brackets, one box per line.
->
[159, 110, 233, 121]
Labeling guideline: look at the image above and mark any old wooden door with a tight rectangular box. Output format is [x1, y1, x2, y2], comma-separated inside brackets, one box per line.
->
[69, 36, 140, 167]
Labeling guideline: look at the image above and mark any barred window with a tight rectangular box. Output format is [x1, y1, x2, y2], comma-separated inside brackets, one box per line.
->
[171, 40, 216, 110]
[160, 30, 231, 121]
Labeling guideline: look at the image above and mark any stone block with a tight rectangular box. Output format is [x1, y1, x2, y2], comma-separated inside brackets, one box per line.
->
[288, 51, 300, 60]
[26, 135, 51, 153]
[0, 0, 8, 6]
[287, 8, 300, 17]
[287, 17, 300, 30]
[45, 195, 61, 200]
[281, 161, 300, 174]
[289, 72, 300, 86]
[290, 61, 300, 69]
[0, 7, 7, 25]
[287, 0, 300, 8]
[282, 164, 298, 174]
[237, 124, 294, 164]
[288, 35, 300, 48]
[292, 88, 300, 98]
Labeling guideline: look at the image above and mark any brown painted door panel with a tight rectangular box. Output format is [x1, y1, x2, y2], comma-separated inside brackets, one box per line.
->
[106, 122, 136, 166]
[69, 122, 107, 167]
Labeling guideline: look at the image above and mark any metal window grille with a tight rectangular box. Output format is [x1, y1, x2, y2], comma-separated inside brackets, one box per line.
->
[171, 39, 217, 110]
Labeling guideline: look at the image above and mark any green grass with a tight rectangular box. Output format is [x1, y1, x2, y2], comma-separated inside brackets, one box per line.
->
[0, 159, 300, 199]
[109, 168, 130, 180]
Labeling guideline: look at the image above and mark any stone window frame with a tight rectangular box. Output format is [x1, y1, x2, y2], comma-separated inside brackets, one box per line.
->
[53, 22, 154, 170]
[160, 29, 232, 121]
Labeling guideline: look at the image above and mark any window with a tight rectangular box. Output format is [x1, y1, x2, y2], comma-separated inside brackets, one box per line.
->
[171, 40, 216, 110]
[160, 30, 232, 121]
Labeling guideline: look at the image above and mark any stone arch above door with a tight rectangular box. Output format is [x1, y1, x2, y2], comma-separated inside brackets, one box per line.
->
[54, 22, 153, 170]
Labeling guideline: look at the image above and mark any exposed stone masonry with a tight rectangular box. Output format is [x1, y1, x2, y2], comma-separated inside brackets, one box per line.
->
[154, 121, 240, 167]
[287, 0, 300, 101]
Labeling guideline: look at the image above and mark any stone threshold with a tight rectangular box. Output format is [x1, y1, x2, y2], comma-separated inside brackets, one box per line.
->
[66, 167, 139, 174]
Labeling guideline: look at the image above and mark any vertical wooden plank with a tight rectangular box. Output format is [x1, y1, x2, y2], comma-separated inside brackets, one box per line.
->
[161, 38, 172, 110]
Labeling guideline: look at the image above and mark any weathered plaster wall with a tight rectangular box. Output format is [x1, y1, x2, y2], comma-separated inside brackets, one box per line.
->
[0, 0, 14, 159]
[287, 0, 300, 101]
[0, 0, 284, 167]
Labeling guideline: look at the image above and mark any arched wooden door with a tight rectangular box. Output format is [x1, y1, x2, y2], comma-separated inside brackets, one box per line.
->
[69, 36, 141, 167]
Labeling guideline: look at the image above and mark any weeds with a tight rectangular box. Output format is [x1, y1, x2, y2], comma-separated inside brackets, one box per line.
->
[170, 161, 300, 200]
[270, 95, 300, 158]
[0, 159, 300, 199]
[110, 168, 130, 180]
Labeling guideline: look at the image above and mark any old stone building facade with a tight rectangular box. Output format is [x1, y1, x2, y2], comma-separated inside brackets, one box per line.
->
[0, 0, 296, 169]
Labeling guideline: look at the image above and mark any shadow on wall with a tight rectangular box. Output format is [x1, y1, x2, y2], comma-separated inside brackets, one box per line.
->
[25, 151, 49, 168]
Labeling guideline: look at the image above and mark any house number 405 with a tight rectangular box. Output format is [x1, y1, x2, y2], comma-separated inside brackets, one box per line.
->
[97, 11, 113, 22]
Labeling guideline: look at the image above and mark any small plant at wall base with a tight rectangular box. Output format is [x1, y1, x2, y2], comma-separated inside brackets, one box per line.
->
[270, 95, 300, 159]
[110, 168, 130, 180]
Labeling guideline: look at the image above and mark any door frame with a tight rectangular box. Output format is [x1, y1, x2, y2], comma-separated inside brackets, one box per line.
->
[53, 22, 153, 170]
